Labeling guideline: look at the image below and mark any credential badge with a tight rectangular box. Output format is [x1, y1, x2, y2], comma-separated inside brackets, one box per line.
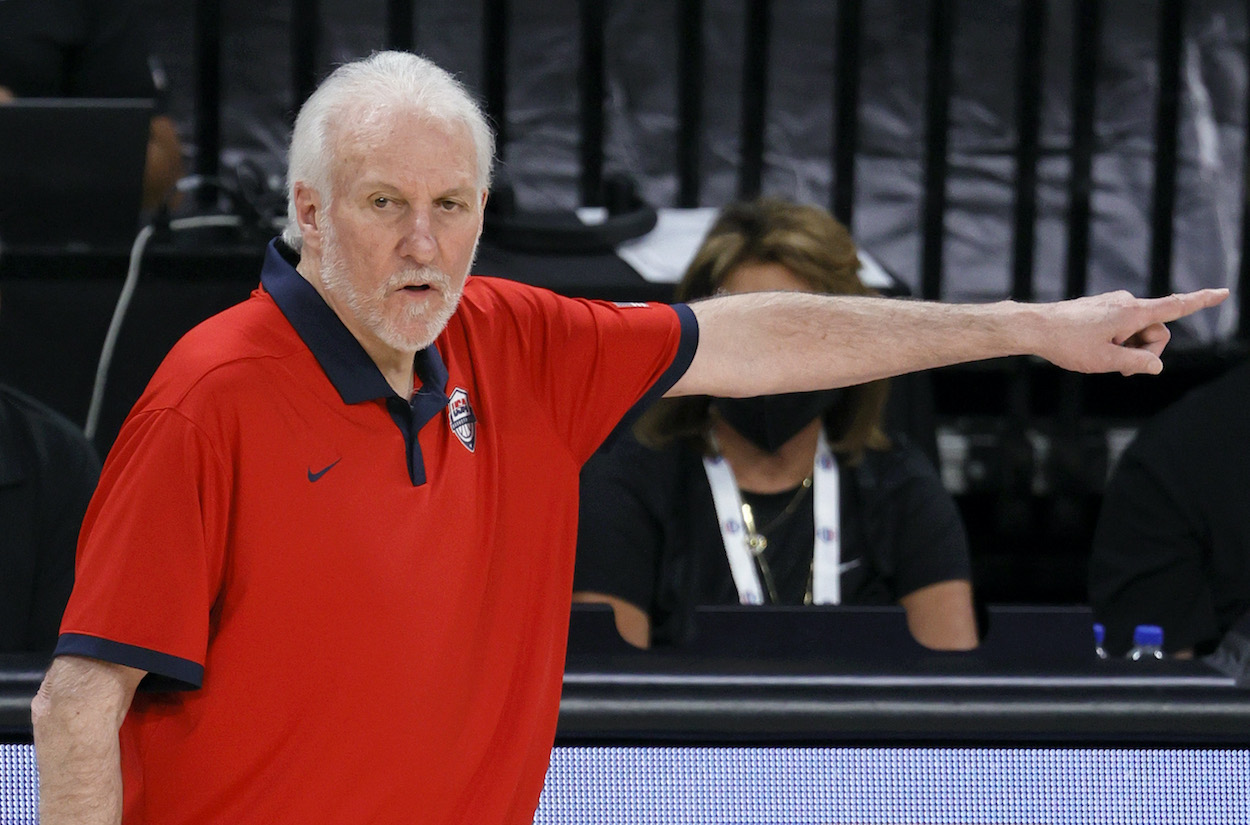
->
[447, 387, 477, 453]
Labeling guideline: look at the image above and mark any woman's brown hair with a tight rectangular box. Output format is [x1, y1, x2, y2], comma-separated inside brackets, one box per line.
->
[634, 198, 891, 464]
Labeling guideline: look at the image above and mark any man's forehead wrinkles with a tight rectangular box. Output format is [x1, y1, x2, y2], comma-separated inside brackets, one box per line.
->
[348, 173, 476, 199]
[347, 155, 476, 194]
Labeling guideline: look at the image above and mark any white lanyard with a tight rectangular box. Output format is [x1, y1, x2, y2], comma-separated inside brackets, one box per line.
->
[703, 428, 842, 605]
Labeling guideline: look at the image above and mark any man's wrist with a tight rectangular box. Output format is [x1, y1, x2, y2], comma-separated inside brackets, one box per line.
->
[989, 299, 1044, 360]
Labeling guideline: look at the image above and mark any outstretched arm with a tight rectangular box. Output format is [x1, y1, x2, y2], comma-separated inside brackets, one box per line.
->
[668, 289, 1229, 398]
[32, 656, 146, 825]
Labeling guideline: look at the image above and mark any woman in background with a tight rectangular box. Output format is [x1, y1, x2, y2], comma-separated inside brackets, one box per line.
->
[574, 198, 978, 650]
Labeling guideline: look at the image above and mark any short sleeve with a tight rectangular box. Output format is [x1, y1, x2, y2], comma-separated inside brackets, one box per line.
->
[468, 280, 699, 465]
[56, 408, 231, 689]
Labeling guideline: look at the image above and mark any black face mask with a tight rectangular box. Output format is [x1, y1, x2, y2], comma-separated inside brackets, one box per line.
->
[713, 388, 845, 453]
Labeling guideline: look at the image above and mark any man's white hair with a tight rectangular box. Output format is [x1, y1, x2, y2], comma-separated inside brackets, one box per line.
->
[282, 51, 495, 250]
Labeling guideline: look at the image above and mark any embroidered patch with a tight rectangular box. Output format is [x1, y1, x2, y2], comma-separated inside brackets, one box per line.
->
[447, 387, 477, 453]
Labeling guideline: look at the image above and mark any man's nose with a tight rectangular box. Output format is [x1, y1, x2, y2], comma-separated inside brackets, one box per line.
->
[398, 207, 438, 261]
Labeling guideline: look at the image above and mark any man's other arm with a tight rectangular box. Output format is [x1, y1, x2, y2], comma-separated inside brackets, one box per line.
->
[668, 289, 1229, 398]
[32, 655, 146, 825]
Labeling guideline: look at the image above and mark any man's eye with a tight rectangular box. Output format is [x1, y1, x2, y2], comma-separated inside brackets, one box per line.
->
[373, 197, 391, 208]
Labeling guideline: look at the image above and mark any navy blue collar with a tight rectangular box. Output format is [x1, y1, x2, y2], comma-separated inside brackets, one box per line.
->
[260, 239, 448, 405]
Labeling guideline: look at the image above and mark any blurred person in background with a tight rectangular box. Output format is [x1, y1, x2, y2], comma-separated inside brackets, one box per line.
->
[0, 286, 101, 654]
[574, 199, 978, 650]
[0, 0, 184, 210]
[1089, 356, 1250, 658]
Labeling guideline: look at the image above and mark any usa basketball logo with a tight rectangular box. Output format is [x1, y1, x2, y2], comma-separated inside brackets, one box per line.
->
[447, 387, 477, 452]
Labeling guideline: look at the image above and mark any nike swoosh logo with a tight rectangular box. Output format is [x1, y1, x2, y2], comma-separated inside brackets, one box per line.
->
[307, 459, 341, 482]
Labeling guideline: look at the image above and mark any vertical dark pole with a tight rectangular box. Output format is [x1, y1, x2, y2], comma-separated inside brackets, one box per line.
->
[1003, 1, 1046, 560]
[1056, 0, 1104, 451]
[920, 0, 955, 301]
[677, 0, 704, 207]
[579, 0, 606, 205]
[831, 0, 863, 227]
[1238, 0, 1250, 341]
[193, 0, 222, 205]
[291, 0, 321, 114]
[1065, 0, 1100, 299]
[1148, 0, 1185, 297]
[482, 0, 509, 160]
[1007, 0, 1047, 436]
[737, 0, 771, 200]
[386, 0, 416, 52]
[1011, 0, 1046, 303]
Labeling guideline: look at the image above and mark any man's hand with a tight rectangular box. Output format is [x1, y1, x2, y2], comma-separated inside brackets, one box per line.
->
[1028, 289, 1229, 376]
[672, 286, 1230, 399]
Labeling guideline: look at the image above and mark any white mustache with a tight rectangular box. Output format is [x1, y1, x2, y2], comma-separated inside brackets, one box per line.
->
[386, 266, 450, 292]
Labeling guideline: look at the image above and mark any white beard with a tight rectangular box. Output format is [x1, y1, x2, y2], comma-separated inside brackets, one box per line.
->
[318, 222, 466, 353]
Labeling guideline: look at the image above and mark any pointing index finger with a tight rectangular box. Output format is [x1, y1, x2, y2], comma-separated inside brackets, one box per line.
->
[1143, 289, 1229, 325]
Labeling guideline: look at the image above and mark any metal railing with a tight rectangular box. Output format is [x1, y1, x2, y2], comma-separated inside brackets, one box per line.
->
[186, 0, 1247, 339]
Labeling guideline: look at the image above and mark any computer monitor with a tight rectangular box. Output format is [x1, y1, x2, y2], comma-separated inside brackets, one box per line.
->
[0, 98, 152, 253]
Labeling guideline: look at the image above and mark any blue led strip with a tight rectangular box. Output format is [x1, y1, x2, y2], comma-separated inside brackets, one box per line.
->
[536, 746, 1250, 825]
[0, 745, 38, 825]
[4, 743, 1248, 823]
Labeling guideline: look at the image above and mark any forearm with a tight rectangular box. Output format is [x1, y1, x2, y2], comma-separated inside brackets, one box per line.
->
[675, 293, 1035, 397]
[32, 657, 143, 825]
[572, 591, 652, 649]
[899, 579, 979, 651]
[670, 288, 1227, 398]
[33, 710, 124, 824]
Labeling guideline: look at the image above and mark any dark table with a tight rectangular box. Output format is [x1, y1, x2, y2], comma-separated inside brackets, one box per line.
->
[8, 605, 1245, 743]
[558, 605, 1250, 747]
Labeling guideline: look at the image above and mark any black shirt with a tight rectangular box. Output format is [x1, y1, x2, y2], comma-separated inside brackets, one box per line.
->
[1090, 359, 1250, 656]
[0, 384, 101, 652]
[0, 0, 158, 99]
[575, 428, 971, 646]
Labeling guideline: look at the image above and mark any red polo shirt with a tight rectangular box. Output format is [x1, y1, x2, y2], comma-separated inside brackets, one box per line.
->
[56, 240, 697, 825]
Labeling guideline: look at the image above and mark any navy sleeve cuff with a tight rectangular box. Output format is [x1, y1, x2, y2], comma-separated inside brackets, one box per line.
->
[55, 633, 203, 691]
[637, 303, 699, 408]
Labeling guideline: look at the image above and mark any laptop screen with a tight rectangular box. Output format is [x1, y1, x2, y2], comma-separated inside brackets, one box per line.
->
[0, 97, 153, 253]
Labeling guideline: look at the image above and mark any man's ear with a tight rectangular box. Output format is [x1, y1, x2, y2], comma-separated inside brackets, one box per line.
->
[292, 182, 324, 249]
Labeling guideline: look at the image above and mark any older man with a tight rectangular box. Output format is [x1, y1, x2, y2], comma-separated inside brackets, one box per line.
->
[32, 51, 1225, 825]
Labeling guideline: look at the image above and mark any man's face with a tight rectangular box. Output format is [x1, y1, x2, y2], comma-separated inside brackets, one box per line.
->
[299, 111, 486, 358]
